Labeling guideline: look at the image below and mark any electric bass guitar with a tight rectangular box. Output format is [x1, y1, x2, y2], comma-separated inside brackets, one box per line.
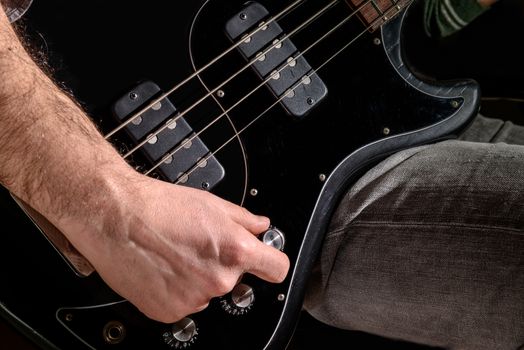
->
[0, 0, 480, 349]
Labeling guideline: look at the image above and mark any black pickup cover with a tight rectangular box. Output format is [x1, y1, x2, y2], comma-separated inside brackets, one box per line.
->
[225, 2, 328, 117]
[112, 81, 225, 190]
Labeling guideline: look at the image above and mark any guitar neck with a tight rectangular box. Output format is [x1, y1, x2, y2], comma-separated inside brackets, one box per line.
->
[346, 0, 411, 31]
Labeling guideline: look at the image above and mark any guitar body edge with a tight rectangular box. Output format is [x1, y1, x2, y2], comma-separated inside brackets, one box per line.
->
[270, 7, 480, 349]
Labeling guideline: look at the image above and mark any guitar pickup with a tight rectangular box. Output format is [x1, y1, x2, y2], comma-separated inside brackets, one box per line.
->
[225, 2, 327, 118]
[112, 81, 225, 190]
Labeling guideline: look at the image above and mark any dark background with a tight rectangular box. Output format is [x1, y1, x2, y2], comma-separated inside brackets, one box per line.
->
[2, 0, 523, 349]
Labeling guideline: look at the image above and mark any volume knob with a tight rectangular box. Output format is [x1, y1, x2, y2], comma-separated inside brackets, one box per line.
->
[231, 283, 255, 308]
[163, 318, 198, 348]
[220, 283, 254, 315]
[262, 226, 286, 251]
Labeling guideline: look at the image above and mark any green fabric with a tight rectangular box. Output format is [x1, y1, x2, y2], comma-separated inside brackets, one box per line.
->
[423, 0, 490, 38]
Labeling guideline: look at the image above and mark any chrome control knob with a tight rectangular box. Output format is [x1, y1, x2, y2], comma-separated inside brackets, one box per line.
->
[231, 283, 255, 308]
[262, 226, 286, 251]
[220, 283, 254, 315]
[163, 317, 198, 348]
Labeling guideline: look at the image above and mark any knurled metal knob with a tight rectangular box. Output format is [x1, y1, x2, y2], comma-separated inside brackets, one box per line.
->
[231, 283, 255, 308]
[163, 318, 198, 348]
[220, 283, 255, 315]
[262, 226, 286, 251]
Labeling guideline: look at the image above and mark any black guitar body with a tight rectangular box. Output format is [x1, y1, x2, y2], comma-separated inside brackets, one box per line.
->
[0, 0, 480, 349]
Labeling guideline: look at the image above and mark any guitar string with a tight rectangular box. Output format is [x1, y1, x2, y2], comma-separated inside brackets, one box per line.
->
[145, 1, 411, 181]
[104, 0, 306, 140]
[143, 0, 370, 176]
[121, 0, 342, 159]
[168, 3, 410, 185]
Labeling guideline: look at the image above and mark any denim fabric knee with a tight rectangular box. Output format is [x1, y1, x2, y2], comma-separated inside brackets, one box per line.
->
[304, 114, 524, 350]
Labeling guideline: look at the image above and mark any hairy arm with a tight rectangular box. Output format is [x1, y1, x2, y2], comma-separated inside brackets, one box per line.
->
[0, 7, 130, 223]
[0, 7, 289, 323]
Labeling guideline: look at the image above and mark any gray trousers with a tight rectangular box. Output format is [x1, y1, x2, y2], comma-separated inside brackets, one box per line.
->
[304, 115, 524, 350]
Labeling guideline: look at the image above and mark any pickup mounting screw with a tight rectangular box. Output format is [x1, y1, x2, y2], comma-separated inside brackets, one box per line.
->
[240, 13, 247, 20]
[129, 92, 139, 100]
[307, 97, 315, 105]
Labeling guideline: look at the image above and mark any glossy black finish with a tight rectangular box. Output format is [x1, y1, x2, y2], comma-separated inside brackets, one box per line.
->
[0, 0, 480, 349]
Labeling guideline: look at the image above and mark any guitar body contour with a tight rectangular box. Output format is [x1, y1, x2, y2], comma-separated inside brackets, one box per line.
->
[0, 0, 480, 349]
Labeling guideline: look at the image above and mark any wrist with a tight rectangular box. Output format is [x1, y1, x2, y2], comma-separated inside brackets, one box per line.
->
[51, 162, 141, 254]
[0, 68, 136, 238]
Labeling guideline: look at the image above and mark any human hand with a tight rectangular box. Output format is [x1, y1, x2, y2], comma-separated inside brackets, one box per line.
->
[57, 170, 290, 323]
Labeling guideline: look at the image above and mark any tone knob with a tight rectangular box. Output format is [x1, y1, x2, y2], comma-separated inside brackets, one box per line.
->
[163, 317, 198, 348]
[262, 226, 286, 251]
[220, 283, 254, 315]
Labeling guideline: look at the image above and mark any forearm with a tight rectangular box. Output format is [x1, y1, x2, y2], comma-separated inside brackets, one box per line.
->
[0, 8, 132, 225]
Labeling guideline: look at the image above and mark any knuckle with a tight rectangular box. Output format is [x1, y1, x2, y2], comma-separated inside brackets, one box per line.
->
[228, 238, 254, 266]
[238, 206, 252, 219]
[209, 276, 236, 296]
[186, 297, 209, 314]
[195, 301, 210, 312]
